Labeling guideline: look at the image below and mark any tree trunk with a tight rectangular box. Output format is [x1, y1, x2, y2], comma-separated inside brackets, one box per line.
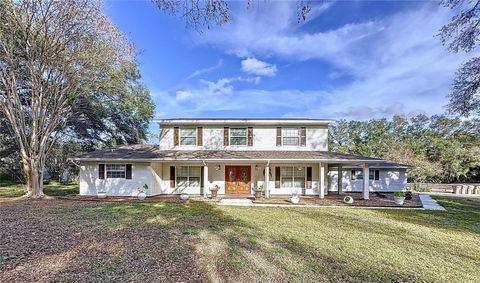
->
[22, 156, 45, 198]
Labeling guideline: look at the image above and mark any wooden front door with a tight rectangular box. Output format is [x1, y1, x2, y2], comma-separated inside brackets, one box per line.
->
[225, 166, 251, 194]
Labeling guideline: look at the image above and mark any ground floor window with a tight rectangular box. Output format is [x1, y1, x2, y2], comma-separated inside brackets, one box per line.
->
[369, 170, 380, 181]
[280, 166, 305, 188]
[176, 166, 201, 188]
[351, 170, 363, 180]
[106, 164, 126, 178]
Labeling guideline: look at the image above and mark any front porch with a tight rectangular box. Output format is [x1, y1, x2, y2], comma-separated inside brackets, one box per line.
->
[216, 192, 422, 208]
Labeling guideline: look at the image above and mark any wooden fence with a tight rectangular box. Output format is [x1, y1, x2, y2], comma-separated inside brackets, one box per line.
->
[407, 183, 480, 194]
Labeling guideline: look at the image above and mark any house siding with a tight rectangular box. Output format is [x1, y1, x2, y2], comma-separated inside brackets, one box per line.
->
[159, 126, 328, 151]
[328, 169, 407, 192]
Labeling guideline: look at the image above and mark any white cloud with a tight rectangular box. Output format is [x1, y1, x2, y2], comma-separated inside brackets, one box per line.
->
[240, 57, 277, 76]
[188, 2, 478, 120]
[185, 59, 223, 80]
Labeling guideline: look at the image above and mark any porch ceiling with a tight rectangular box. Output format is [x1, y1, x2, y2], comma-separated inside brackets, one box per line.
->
[74, 144, 385, 163]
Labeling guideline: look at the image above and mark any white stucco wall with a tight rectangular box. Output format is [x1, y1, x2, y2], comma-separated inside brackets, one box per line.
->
[80, 162, 403, 196]
[159, 126, 328, 151]
[328, 169, 407, 192]
[80, 162, 156, 196]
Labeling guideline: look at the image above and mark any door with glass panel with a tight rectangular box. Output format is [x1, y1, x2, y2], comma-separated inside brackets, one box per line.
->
[225, 166, 251, 194]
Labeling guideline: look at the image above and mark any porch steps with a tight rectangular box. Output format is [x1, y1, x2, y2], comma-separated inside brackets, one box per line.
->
[219, 198, 254, 206]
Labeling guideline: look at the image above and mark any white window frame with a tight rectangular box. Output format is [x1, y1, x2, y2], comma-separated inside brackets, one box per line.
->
[176, 166, 201, 189]
[179, 128, 197, 146]
[280, 166, 306, 189]
[369, 169, 380, 181]
[106, 164, 126, 179]
[282, 128, 300, 146]
[230, 127, 248, 146]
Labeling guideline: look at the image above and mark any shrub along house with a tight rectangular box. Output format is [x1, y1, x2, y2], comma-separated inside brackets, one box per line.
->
[75, 118, 412, 199]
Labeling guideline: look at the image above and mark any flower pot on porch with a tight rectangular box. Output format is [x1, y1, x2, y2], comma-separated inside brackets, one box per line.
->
[97, 192, 107, 199]
[290, 196, 300, 204]
[254, 190, 262, 199]
[137, 192, 147, 201]
[394, 196, 405, 205]
[211, 190, 218, 198]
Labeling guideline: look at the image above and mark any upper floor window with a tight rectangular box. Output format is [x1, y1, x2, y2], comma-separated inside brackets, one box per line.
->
[230, 128, 247, 146]
[106, 164, 126, 179]
[180, 128, 196, 145]
[282, 128, 300, 145]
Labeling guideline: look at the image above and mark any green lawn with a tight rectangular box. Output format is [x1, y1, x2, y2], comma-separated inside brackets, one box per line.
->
[0, 180, 79, 198]
[0, 193, 479, 282]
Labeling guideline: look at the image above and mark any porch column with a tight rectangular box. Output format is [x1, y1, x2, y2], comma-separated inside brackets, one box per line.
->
[338, 164, 343, 195]
[203, 164, 209, 198]
[319, 163, 325, 199]
[265, 164, 270, 198]
[362, 163, 369, 200]
[324, 164, 329, 196]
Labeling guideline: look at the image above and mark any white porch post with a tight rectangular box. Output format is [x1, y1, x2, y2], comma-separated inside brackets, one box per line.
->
[265, 163, 270, 198]
[203, 164, 209, 198]
[338, 164, 343, 195]
[324, 164, 329, 196]
[362, 163, 369, 200]
[319, 163, 325, 199]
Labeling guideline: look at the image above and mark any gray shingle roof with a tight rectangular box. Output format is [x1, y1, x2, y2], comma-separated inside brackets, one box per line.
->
[74, 144, 392, 164]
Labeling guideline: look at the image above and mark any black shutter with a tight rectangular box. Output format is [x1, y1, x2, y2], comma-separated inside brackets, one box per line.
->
[201, 166, 205, 188]
[126, 164, 132, 179]
[170, 166, 176, 188]
[300, 127, 306, 146]
[248, 127, 253, 146]
[276, 127, 282, 146]
[98, 164, 105, 179]
[306, 167, 312, 189]
[375, 170, 380, 181]
[275, 167, 281, 188]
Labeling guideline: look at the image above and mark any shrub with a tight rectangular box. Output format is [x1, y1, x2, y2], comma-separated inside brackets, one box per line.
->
[394, 191, 406, 197]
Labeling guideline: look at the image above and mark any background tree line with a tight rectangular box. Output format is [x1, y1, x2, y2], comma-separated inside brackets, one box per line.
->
[329, 114, 480, 183]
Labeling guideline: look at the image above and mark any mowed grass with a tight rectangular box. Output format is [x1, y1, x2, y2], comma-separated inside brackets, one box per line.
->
[2, 194, 478, 282]
[0, 180, 79, 198]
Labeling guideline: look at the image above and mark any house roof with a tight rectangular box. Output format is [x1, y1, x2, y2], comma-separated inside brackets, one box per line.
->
[154, 118, 334, 126]
[74, 144, 401, 165]
[328, 162, 415, 170]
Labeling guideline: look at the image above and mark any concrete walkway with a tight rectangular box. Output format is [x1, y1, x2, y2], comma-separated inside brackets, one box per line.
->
[422, 192, 480, 199]
[418, 194, 446, 211]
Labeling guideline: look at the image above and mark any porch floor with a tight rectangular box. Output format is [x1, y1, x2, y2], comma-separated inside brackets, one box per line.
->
[218, 192, 422, 208]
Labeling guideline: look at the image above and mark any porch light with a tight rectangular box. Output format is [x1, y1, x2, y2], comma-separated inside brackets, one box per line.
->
[255, 164, 260, 171]
[215, 164, 221, 171]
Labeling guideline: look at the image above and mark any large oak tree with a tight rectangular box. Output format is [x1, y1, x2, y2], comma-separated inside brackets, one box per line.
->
[0, 0, 152, 197]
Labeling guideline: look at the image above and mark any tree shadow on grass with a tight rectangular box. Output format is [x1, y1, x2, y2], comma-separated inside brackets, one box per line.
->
[0, 200, 248, 282]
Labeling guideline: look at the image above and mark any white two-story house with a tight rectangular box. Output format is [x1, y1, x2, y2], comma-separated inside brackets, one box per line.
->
[76, 118, 412, 199]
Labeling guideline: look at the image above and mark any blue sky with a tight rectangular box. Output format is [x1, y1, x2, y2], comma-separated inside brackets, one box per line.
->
[104, 0, 475, 140]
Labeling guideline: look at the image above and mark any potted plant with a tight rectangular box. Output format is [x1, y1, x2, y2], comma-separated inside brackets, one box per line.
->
[180, 192, 189, 201]
[405, 191, 413, 200]
[210, 185, 220, 198]
[252, 185, 264, 199]
[290, 188, 300, 204]
[394, 191, 406, 205]
[137, 184, 149, 201]
[97, 191, 107, 199]
[343, 196, 354, 204]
